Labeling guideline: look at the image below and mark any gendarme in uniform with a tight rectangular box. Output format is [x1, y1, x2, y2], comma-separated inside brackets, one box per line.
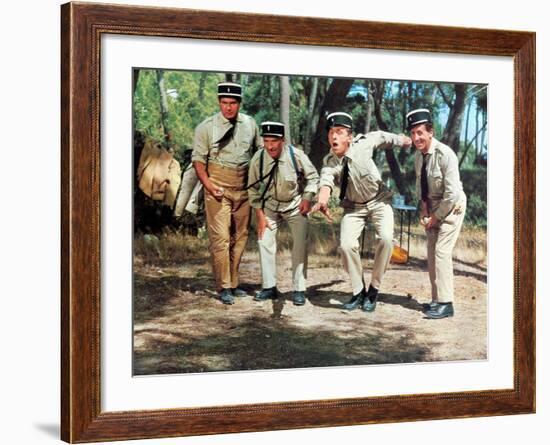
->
[407, 108, 467, 319]
[318, 112, 411, 312]
[247, 122, 319, 305]
[192, 82, 262, 304]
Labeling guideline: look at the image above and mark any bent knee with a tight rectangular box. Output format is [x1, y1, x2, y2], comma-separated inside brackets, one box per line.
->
[339, 239, 359, 253]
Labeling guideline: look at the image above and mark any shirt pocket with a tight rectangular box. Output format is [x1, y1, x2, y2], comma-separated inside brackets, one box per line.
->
[282, 172, 298, 199]
[430, 168, 444, 195]
[238, 125, 253, 151]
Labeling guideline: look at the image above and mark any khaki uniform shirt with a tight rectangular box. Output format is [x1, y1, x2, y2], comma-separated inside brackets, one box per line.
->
[192, 112, 262, 169]
[320, 131, 403, 205]
[248, 145, 319, 213]
[415, 138, 464, 220]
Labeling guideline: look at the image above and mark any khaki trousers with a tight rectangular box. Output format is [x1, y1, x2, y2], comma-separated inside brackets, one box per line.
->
[425, 192, 467, 303]
[339, 201, 394, 295]
[204, 163, 250, 291]
[258, 207, 308, 291]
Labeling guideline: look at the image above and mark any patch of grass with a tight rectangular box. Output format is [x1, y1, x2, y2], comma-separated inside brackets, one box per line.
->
[134, 231, 210, 264]
[134, 213, 486, 269]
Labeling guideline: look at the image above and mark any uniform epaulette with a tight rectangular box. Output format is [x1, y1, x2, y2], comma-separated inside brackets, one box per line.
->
[202, 115, 215, 125]
[353, 133, 366, 143]
[322, 153, 334, 166]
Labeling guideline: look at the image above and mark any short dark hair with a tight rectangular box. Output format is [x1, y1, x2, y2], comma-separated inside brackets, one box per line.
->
[411, 122, 433, 133]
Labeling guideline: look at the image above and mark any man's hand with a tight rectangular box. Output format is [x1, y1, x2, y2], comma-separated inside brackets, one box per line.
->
[398, 134, 413, 149]
[206, 182, 224, 201]
[421, 215, 439, 229]
[299, 199, 311, 216]
[193, 162, 224, 201]
[309, 186, 333, 222]
[419, 200, 429, 225]
[425, 215, 439, 229]
[309, 201, 333, 222]
[255, 209, 272, 240]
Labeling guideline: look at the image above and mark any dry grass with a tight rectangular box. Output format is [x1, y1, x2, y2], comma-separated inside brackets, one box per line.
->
[133, 212, 487, 375]
[134, 211, 486, 270]
[134, 230, 210, 265]
[405, 225, 486, 267]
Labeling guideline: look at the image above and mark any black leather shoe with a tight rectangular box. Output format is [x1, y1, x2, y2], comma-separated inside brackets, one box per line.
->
[219, 288, 234, 305]
[362, 285, 379, 312]
[425, 302, 454, 319]
[232, 287, 249, 297]
[422, 301, 438, 312]
[342, 289, 365, 310]
[254, 287, 278, 301]
[293, 291, 306, 306]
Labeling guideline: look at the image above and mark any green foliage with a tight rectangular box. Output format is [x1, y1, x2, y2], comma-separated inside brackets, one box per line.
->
[461, 165, 487, 227]
[134, 69, 223, 163]
[133, 69, 488, 230]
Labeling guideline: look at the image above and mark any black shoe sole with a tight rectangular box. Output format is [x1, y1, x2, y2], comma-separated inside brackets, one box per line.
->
[425, 313, 454, 319]
[254, 295, 278, 301]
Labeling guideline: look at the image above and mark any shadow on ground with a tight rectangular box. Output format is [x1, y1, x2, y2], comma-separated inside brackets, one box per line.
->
[134, 314, 433, 375]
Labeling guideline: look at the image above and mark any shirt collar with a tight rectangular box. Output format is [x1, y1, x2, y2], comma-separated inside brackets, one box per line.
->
[425, 137, 437, 155]
[217, 112, 243, 126]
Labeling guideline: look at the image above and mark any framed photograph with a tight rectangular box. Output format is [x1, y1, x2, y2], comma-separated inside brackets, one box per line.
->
[61, 1, 535, 442]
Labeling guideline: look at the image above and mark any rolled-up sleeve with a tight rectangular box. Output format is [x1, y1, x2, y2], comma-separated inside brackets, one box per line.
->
[191, 121, 209, 164]
[366, 131, 402, 151]
[434, 151, 462, 220]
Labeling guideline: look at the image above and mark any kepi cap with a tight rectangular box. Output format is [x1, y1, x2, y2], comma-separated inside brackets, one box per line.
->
[406, 108, 432, 130]
[326, 112, 353, 130]
[261, 121, 285, 138]
[217, 82, 242, 99]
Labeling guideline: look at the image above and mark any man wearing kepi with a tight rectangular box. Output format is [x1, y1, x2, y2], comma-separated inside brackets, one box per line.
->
[311, 112, 412, 312]
[192, 82, 262, 305]
[406, 108, 467, 319]
[247, 122, 319, 306]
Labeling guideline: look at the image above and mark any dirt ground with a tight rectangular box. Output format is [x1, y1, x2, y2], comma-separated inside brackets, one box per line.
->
[133, 246, 487, 375]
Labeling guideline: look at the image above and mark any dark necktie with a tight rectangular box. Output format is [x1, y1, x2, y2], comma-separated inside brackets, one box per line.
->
[215, 122, 235, 146]
[260, 159, 279, 209]
[421, 153, 429, 201]
[339, 156, 350, 201]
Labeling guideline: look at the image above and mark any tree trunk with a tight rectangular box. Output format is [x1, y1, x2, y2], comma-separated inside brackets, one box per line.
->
[155, 69, 171, 149]
[279, 75, 292, 145]
[477, 110, 487, 165]
[441, 84, 468, 153]
[309, 78, 354, 169]
[198, 72, 207, 101]
[133, 69, 140, 96]
[460, 94, 473, 163]
[364, 86, 373, 134]
[369, 80, 407, 196]
[304, 77, 319, 153]
[475, 106, 480, 158]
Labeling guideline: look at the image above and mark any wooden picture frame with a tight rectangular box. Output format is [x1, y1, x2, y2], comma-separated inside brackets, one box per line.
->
[61, 1, 535, 442]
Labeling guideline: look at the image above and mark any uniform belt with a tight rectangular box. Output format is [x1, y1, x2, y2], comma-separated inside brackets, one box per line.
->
[208, 160, 248, 172]
[343, 182, 393, 208]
